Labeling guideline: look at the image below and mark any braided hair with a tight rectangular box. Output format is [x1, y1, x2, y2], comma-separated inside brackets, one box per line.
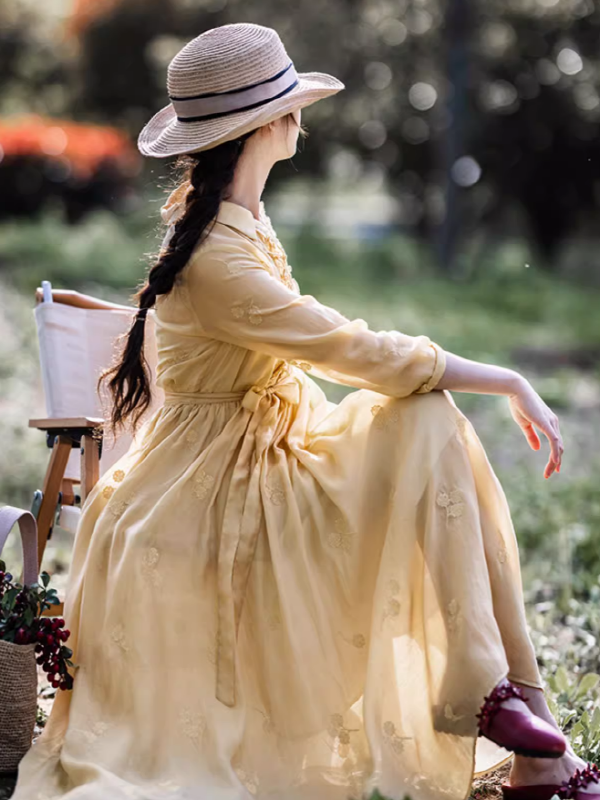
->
[98, 111, 306, 440]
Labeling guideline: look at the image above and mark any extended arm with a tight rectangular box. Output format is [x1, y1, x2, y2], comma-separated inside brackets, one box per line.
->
[433, 352, 563, 478]
[184, 246, 446, 398]
[434, 352, 524, 396]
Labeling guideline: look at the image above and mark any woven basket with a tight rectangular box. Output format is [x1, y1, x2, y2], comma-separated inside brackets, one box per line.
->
[0, 505, 40, 775]
[0, 639, 38, 773]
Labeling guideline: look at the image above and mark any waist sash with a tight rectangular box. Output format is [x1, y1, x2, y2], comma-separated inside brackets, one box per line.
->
[163, 367, 301, 706]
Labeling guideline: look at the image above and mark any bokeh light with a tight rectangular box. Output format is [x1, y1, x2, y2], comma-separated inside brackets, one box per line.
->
[557, 47, 583, 76]
[401, 117, 429, 144]
[364, 62, 393, 91]
[359, 120, 388, 149]
[451, 156, 482, 187]
[380, 19, 407, 46]
[408, 82, 438, 111]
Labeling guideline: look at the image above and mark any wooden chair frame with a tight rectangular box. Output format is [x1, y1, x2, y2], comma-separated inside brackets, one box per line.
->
[28, 288, 134, 616]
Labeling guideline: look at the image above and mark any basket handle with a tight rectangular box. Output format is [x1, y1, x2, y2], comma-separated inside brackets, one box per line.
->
[0, 506, 39, 587]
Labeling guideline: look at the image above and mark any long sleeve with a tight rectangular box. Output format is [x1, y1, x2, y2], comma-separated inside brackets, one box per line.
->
[184, 246, 446, 398]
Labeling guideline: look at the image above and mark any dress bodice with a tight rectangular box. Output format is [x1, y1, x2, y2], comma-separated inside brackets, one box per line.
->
[152, 178, 445, 404]
[153, 188, 302, 397]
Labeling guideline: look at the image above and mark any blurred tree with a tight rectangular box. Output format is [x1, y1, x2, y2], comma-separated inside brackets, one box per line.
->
[73, 0, 174, 127]
[3, 0, 600, 271]
[472, 1, 600, 265]
[437, 0, 474, 272]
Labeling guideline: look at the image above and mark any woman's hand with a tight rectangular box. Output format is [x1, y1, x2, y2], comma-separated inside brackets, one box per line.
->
[507, 380, 564, 479]
[428, 351, 564, 478]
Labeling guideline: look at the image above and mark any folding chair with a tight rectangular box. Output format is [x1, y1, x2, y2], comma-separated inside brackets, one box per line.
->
[27, 281, 164, 615]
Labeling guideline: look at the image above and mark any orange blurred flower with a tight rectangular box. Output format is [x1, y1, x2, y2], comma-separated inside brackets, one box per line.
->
[0, 115, 140, 180]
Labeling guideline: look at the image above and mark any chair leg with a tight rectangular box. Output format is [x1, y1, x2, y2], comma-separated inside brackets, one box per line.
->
[33, 428, 101, 619]
[36, 435, 72, 570]
[80, 432, 100, 503]
[60, 478, 77, 506]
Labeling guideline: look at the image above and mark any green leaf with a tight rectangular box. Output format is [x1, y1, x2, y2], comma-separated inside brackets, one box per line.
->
[41, 573, 50, 588]
[0, 559, 5, 572]
[1, 587, 19, 612]
[591, 706, 600, 731]
[576, 673, 600, 699]
[554, 666, 570, 694]
[24, 608, 34, 626]
[562, 710, 578, 727]
[571, 721, 585, 737]
[581, 710, 591, 729]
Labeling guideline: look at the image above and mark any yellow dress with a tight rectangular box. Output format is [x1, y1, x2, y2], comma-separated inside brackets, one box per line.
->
[12, 184, 544, 800]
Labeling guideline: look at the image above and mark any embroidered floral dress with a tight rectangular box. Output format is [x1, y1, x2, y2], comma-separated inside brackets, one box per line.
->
[12, 182, 544, 800]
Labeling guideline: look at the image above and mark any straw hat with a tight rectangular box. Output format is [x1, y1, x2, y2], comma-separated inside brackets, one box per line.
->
[138, 22, 345, 158]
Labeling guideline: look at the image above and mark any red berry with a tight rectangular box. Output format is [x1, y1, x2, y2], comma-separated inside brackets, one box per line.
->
[63, 629, 70, 638]
[45, 634, 54, 646]
[57, 618, 65, 627]
[51, 680, 60, 688]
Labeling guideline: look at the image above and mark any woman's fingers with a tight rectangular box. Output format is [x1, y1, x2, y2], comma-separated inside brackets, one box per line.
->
[508, 391, 564, 478]
[523, 422, 541, 450]
[543, 421, 564, 478]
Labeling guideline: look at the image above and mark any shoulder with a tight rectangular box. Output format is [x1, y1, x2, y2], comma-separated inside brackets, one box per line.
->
[188, 216, 274, 277]
[185, 234, 272, 292]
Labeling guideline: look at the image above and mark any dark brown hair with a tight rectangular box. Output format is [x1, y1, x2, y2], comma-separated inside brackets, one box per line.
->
[97, 111, 308, 441]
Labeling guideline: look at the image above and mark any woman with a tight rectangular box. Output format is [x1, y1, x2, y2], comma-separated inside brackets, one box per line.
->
[11, 21, 599, 800]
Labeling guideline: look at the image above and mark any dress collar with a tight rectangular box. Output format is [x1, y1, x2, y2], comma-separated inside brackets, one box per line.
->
[159, 180, 263, 242]
[216, 200, 264, 241]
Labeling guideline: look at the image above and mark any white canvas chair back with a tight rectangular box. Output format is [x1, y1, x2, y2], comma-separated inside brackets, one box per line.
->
[33, 296, 164, 483]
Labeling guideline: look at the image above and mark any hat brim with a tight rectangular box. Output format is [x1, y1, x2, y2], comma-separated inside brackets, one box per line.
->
[137, 71, 344, 158]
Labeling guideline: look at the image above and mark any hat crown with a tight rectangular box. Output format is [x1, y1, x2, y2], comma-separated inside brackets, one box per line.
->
[167, 23, 291, 99]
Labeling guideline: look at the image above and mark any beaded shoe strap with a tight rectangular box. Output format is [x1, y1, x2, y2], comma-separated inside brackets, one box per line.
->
[475, 682, 529, 733]
[557, 763, 600, 799]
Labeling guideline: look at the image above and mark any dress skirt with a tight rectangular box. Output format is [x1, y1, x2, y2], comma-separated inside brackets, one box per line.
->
[11, 375, 544, 800]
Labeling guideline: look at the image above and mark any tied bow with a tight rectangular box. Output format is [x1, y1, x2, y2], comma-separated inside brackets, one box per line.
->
[159, 180, 192, 251]
[241, 374, 301, 413]
[160, 179, 192, 226]
[215, 368, 301, 707]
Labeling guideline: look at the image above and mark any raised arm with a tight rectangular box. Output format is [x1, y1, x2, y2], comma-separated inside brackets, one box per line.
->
[184, 245, 446, 398]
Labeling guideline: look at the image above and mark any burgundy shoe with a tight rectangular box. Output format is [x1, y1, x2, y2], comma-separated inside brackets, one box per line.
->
[476, 682, 567, 759]
[501, 762, 600, 799]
